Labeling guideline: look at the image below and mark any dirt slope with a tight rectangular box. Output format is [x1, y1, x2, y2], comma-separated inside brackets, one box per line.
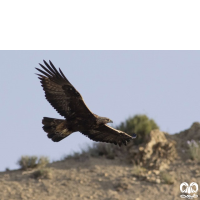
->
[1, 156, 200, 200]
[1, 123, 200, 200]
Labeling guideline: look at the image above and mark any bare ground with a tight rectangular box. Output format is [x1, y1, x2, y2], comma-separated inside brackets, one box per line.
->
[0, 156, 200, 200]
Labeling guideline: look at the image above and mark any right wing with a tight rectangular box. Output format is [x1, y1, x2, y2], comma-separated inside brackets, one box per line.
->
[81, 124, 136, 146]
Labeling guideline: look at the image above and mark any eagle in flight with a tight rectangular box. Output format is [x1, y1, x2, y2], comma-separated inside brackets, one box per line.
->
[36, 60, 136, 146]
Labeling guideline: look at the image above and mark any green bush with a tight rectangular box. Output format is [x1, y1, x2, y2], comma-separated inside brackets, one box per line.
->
[116, 114, 159, 145]
[17, 156, 49, 170]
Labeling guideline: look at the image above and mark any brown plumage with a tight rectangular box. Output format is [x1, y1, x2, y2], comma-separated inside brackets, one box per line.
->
[36, 60, 136, 146]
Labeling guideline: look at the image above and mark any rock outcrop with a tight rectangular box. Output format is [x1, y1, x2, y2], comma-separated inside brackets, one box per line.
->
[126, 129, 177, 170]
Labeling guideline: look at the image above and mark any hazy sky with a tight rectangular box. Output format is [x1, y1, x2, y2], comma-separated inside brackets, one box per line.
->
[1, 51, 200, 171]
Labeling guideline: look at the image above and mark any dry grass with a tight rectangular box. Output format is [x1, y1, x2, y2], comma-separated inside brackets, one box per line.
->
[132, 165, 146, 176]
[187, 140, 200, 161]
[160, 171, 174, 184]
[31, 168, 52, 179]
[86, 143, 117, 159]
[17, 156, 38, 170]
[37, 156, 50, 168]
[64, 142, 118, 161]
[17, 156, 49, 170]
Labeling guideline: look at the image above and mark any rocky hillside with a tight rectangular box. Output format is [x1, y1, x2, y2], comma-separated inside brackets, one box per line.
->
[1, 123, 200, 200]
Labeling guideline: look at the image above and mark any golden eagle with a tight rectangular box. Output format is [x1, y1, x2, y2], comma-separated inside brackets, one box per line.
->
[36, 60, 136, 146]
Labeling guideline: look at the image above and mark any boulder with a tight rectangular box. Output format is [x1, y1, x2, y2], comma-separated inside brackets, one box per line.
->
[126, 129, 177, 170]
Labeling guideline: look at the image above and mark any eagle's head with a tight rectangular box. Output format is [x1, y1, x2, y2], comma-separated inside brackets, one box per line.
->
[106, 118, 113, 124]
[97, 117, 113, 125]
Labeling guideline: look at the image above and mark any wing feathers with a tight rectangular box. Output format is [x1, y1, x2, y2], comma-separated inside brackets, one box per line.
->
[48, 60, 64, 80]
[36, 67, 52, 79]
[39, 63, 55, 77]
[36, 60, 95, 120]
[45, 60, 59, 74]
[49, 60, 60, 74]
[59, 68, 68, 80]
[81, 124, 133, 146]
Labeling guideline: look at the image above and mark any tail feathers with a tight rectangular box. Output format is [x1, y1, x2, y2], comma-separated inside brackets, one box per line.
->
[42, 117, 72, 142]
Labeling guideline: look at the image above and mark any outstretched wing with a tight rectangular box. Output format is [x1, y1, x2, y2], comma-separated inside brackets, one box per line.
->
[81, 124, 136, 146]
[36, 60, 96, 121]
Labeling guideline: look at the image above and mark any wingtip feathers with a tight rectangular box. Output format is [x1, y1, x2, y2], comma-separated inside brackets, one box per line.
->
[132, 133, 137, 139]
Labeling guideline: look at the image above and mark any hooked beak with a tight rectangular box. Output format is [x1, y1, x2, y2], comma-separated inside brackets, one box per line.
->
[109, 120, 113, 123]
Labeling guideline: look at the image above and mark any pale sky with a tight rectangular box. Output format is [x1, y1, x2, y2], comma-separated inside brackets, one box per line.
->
[1, 51, 200, 171]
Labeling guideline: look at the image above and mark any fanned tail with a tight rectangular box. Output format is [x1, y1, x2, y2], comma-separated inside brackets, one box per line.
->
[42, 117, 72, 142]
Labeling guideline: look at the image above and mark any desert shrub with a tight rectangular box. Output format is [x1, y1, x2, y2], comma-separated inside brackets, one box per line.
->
[64, 143, 117, 160]
[5, 167, 10, 172]
[132, 165, 146, 176]
[116, 114, 159, 145]
[86, 143, 117, 159]
[17, 156, 38, 170]
[37, 156, 50, 168]
[17, 156, 49, 170]
[31, 168, 52, 179]
[160, 171, 174, 184]
[187, 140, 200, 161]
[64, 151, 88, 161]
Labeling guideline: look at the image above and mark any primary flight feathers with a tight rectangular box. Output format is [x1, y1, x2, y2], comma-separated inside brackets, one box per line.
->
[36, 60, 136, 146]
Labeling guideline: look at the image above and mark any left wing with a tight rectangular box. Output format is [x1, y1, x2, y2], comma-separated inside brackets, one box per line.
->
[35, 60, 96, 122]
[81, 124, 136, 146]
